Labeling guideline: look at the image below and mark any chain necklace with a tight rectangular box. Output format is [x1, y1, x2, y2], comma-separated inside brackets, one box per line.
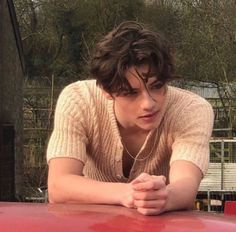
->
[121, 129, 158, 161]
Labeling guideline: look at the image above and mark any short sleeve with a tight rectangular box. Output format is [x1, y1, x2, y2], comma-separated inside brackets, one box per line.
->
[46, 84, 89, 164]
[170, 100, 214, 176]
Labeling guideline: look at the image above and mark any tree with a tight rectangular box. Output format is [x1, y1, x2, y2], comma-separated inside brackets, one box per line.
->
[176, 0, 236, 129]
[14, 0, 144, 82]
[176, 0, 236, 84]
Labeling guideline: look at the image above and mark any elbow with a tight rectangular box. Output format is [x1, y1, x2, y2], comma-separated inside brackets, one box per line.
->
[48, 188, 62, 204]
[183, 194, 197, 210]
[186, 200, 195, 210]
[47, 181, 66, 204]
[48, 192, 59, 204]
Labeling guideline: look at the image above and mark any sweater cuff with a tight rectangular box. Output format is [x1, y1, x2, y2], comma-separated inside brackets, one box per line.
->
[170, 145, 209, 176]
[47, 139, 88, 164]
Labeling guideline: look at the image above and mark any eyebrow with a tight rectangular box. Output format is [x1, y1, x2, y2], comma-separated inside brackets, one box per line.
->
[141, 72, 158, 79]
[126, 79, 163, 92]
[149, 79, 163, 85]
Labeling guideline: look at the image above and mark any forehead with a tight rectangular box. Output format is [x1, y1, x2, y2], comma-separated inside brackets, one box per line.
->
[124, 65, 159, 87]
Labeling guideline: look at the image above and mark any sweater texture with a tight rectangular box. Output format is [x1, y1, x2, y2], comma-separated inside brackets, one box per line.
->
[47, 80, 214, 183]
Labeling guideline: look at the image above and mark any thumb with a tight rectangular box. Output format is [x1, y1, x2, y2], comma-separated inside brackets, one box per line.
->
[131, 173, 151, 185]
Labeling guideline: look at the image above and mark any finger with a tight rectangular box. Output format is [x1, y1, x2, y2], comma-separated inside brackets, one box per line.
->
[132, 178, 166, 191]
[151, 175, 166, 184]
[137, 207, 164, 216]
[134, 199, 166, 209]
[131, 173, 151, 185]
[133, 188, 168, 201]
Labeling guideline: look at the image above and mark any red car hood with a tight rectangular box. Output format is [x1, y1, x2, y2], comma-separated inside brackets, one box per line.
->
[0, 202, 236, 232]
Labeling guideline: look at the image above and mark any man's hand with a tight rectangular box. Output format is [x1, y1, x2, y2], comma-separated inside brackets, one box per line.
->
[119, 184, 135, 208]
[131, 173, 168, 215]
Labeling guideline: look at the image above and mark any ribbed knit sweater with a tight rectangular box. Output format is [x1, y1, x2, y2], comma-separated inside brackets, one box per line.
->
[47, 80, 214, 183]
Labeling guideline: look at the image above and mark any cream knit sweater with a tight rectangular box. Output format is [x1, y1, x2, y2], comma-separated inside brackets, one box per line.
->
[47, 80, 214, 183]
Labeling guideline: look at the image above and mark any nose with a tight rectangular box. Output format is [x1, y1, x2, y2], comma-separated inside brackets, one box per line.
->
[140, 91, 156, 112]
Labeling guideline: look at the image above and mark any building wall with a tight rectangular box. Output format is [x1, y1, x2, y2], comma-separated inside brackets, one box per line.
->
[0, 0, 24, 199]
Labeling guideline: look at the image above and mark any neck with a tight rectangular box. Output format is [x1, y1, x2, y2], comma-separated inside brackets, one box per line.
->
[118, 123, 150, 137]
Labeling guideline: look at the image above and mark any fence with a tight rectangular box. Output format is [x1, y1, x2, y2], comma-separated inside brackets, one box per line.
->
[199, 139, 236, 191]
[198, 139, 236, 212]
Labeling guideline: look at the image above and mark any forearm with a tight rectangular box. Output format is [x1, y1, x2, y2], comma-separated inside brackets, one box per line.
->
[165, 178, 199, 212]
[48, 174, 130, 205]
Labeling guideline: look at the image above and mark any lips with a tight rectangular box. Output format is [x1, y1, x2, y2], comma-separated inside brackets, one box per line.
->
[139, 111, 159, 119]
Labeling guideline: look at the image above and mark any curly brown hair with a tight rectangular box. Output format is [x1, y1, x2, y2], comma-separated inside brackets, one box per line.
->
[90, 21, 176, 95]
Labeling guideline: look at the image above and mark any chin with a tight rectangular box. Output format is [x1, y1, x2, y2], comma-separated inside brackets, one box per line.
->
[138, 124, 157, 132]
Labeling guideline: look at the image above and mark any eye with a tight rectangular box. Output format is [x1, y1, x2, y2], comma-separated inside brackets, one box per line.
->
[151, 82, 165, 90]
[121, 90, 138, 96]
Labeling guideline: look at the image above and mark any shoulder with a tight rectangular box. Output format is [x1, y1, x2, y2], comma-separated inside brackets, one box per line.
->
[168, 85, 211, 104]
[55, 79, 104, 117]
[165, 86, 214, 131]
[60, 79, 98, 98]
[58, 79, 103, 105]
[167, 85, 213, 114]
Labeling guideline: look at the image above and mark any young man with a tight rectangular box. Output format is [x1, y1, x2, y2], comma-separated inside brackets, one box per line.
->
[47, 21, 214, 215]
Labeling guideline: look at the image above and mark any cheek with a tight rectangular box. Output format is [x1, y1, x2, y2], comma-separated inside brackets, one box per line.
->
[120, 101, 138, 115]
[153, 93, 166, 107]
[122, 103, 136, 113]
[159, 88, 167, 102]
[160, 95, 166, 104]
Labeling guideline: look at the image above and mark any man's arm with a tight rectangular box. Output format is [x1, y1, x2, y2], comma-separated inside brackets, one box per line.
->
[165, 160, 202, 211]
[48, 158, 134, 207]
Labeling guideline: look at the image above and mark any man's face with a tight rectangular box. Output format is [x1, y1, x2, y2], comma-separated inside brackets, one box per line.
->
[112, 64, 167, 133]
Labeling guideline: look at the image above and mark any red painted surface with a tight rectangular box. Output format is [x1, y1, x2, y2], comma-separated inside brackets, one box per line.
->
[0, 202, 236, 232]
[224, 201, 236, 216]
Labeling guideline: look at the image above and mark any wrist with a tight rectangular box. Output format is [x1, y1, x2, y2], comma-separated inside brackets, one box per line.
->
[116, 183, 134, 208]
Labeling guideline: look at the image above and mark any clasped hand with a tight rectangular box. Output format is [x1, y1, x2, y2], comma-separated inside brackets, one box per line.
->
[123, 173, 168, 215]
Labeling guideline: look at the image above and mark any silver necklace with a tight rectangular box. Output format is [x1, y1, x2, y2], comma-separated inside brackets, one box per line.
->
[122, 129, 158, 161]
